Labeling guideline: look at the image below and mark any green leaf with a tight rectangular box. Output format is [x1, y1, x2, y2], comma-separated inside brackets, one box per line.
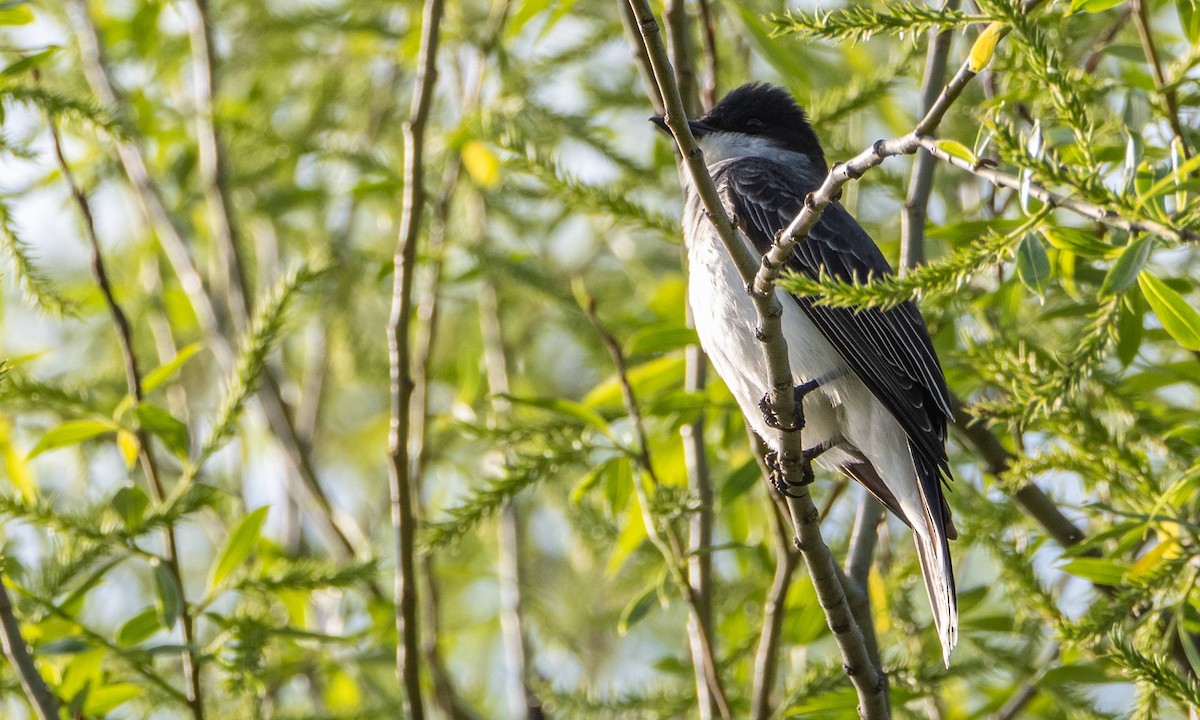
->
[617, 584, 659, 636]
[1115, 293, 1144, 366]
[112, 486, 150, 530]
[1042, 226, 1117, 258]
[0, 4, 33, 25]
[1060, 557, 1128, 585]
[500, 395, 613, 438]
[935, 139, 977, 165]
[209, 506, 270, 591]
[142, 343, 202, 393]
[1181, 0, 1200, 43]
[1071, 0, 1126, 11]
[719, 459, 762, 506]
[28, 419, 116, 459]
[85, 683, 141, 715]
[116, 606, 161, 646]
[1015, 233, 1051, 297]
[1138, 272, 1200, 351]
[153, 560, 182, 629]
[624, 324, 698, 356]
[1100, 235, 1153, 296]
[0, 47, 57, 76]
[135, 404, 189, 458]
[570, 457, 618, 505]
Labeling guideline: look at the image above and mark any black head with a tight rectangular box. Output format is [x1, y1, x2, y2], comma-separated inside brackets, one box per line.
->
[650, 83, 826, 171]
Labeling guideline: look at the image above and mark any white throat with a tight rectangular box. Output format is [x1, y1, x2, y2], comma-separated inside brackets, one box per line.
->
[697, 131, 782, 163]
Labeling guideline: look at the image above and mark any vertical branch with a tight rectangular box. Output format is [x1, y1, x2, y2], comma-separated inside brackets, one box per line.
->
[695, 0, 719, 109]
[1129, 0, 1190, 158]
[617, 0, 665, 116]
[584, 298, 732, 720]
[46, 111, 205, 720]
[181, 0, 251, 329]
[663, 3, 715, 716]
[750, 448, 800, 720]
[0, 576, 60, 720]
[387, 0, 444, 716]
[900, 0, 960, 270]
[479, 281, 544, 720]
[844, 495, 884, 593]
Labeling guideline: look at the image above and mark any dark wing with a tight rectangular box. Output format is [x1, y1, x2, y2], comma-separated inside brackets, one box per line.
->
[714, 156, 954, 485]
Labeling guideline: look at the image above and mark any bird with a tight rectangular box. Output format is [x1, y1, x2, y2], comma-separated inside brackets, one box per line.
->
[651, 83, 958, 664]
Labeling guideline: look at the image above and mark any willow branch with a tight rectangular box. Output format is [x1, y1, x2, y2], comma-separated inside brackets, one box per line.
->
[626, 0, 887, 714]
[0, 576, 59, 720]
[750, 475, 800, 720]
[695, 0, 718, 109]
[46, 110, 205, 720]
[914, 136, 1200, 244]
[901, 0, 960, 269]
[665, 0, 700, 116]
[387, 0, 444, 715]
[66, 0, 371, 568]
[585, 297, 732, 720]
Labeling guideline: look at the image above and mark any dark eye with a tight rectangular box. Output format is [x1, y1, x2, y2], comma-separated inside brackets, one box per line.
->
[745, 117, 765, 131]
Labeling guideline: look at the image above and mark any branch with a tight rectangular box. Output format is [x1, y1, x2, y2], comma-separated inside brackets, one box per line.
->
[665, 0, 700, 116]
[914, 136, 1200, 244]
[387, 0, 444, 716]
[750, 468, 800, 720]
[1130, 0, 1190, 159]
[584, 296, 732, 720]
[46, 106, 206, 720]
[695, 0, 718, 109]
[480, 281, 544, 720]
[0, 575, 60, 720]
[624, 1, 887, 715]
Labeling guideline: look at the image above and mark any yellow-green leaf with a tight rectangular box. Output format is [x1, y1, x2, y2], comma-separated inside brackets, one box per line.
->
[968, 23, 1006, 72]
[143, 343, 202, 393]
[1070, 0, 1126, 12]
[461, 140, 501, 190]
[116, 429, 140, 469]
[1138, 272, 1200, 351]
[935, 139, 977, 165]
[28, 419, 116, 459]
[116, 606, 161, 647]
[0, 4, 34, 25]
[1100, 235, 1153, 296]
[0, 417, 36, 500]
[209, 506, 270, 591]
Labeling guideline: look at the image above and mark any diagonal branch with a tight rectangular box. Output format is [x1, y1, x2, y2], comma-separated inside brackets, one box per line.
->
[0, 576, 60, 720]
[624, 1, 888, 716]
[387, 0, 444, 716]
[46, 105, 205, 720]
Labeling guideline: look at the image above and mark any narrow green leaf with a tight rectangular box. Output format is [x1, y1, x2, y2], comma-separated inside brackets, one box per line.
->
[624, 324, 698, 356]
[1100, 235, 1153, 296]
[1071, 0, 1126, 11]
[135, 404, 189, 459]
[1180, 0, 1200, 42]
[617, 584, 659, 636]
[152, 560, 182, 629]
[968, 22, 1005, 72]
[142, 343, 202, 393]
[935, 139, 977, 165]
[116, 606, 161, 646]
[0, 4, 33, 24]
[719, 459, 762, 506]
[0, 46, 57, 76]
[1060, 557, 1128, 585]
[1042, 227, 1117, 258]
[1138, 272, 1200, 351]
[209, 506, 270, 591]
[28, 419, 115, 459]
[1015, 233, 1051, 297]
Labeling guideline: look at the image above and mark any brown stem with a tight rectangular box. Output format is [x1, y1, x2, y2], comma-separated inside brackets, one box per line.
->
[1130, 0, 1191, 159]
[584, 296, 732, 720]
[387, 0, 444, 716]
[750, 481, 801, 720]
[0, 575, 60, 720]
[46, 107, 205, 720]
[695, 0, 719, 109]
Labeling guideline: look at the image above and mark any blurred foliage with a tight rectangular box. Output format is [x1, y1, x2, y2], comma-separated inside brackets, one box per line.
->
[0, 0, 1198, 718]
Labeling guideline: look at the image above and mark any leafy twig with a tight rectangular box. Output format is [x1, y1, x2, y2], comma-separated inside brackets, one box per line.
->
[0, 575, 60, 720]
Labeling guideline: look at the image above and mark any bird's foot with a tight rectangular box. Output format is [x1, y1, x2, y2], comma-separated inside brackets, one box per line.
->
[767, 439, 836, 498]
[758, 377, 827, 433]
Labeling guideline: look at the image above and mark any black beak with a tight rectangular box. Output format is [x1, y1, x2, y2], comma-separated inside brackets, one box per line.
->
[649, 116, 716, 138]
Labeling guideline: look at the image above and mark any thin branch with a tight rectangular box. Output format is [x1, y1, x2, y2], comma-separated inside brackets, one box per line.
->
[0, 575, 60, 720]
[900, 0, 960, 269]
[387, 0, 444, 716]
[695, 0, 719, 109]
[665, 0, 700, 116]
[46, 108, 206, 720]
[1082, 8, 1131, 75]
[480, 281, 544, 720]
[625, 0, 889, 714]
[750, 461, 800, 720]
[845, 495, 884, 594]
[914, 136, 1200, 244]
[1130, 0, 1190, 159]
[617, 0, 665, 116]
[584, 296, 732, 720]
[987, 643, 1059, 720]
